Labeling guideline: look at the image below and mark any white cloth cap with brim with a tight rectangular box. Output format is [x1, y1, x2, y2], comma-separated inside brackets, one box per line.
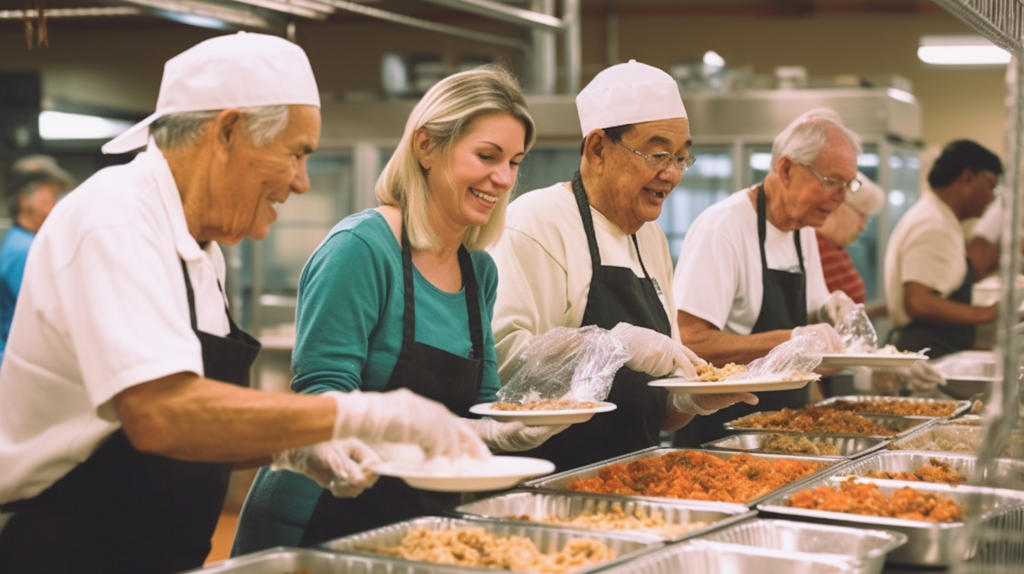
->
[102, 32, 320, 155]
[575, 59, 687, 137]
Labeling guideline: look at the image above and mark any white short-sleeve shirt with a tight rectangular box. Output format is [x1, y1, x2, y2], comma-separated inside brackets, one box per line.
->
[0, 144, 230, 504]
[672, 189, 829, 335]
[884, 192, 967, 328]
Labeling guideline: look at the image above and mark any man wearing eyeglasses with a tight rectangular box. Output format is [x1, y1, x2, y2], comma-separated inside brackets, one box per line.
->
[672, 108, 863, 447]
[884, 139, 1003, 360]
[488, 60, 757, 471]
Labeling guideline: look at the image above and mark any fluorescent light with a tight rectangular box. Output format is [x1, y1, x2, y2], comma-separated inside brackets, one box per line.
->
[39, 111, 135, 140]
[918, 35, 1010, 66]
[703, 50, 725, 68]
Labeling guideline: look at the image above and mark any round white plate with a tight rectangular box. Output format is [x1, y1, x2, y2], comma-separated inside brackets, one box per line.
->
[648, 374, 820, 394]
[373, 456, 555, 492]
[818, 353, 928, 368]
[468, 401, 617, 425]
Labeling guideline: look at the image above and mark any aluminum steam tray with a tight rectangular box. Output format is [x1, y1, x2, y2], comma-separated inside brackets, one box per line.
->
[834, 450, 1024, 490]
[701, 432, 889, 460]
[520, 447, 839, 508]
[811, 395, 972, 419]
[596, 540, 858, 574]
[889, 423, 1024, 458]
[694, 518, 907, 574]
[930, 350, 1000, 401]
[177, 546, 467, 574]
[723, 409, 934, 439]
[449, 489, 754, 542]
[318, 516, 658, 574]
[756, 477, 1024, 566]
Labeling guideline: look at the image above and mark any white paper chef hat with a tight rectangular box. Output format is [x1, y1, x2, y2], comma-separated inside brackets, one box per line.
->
[575, 59, 687, 137]
[102, 32, 320, 155]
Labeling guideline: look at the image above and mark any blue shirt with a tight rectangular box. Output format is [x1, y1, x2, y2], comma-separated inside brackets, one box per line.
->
[0, 225, 35, 354]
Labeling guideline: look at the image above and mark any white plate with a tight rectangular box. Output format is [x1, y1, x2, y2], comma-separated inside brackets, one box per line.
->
[819, 353, 928, 368]
[373, 456, 555, 492]
[468, 401, 617, 425]
[648, 374, 820, 394]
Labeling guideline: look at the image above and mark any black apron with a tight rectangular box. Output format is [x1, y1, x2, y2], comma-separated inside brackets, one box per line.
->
[299, 227, 484, 545]
[522, 173, 672, 472]
[0, 260, 260, 574]
[889, 259, 976, 360]
[675, 185, 811, 448]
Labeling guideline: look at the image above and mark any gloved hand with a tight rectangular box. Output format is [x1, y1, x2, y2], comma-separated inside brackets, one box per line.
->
[463, 419, 569, 453]
[326, 389, 490, 460]
[871, 362, 947, 395]
[611, 323, 704, 379]
[791, 324, 845, 353]
[270, 439, 381, 498]
[671, 392, 759, 416]
[819, 290, 857, 326]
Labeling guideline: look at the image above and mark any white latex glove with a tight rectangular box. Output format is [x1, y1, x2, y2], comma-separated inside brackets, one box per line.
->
[611, 323, 704, 378]
[872, 362, 947, 395]
[671, 392, 759, 416]
[819, 290, 857, 326]
[463, 419, 569, 453]
[326, 389, 490, 460]
[791, 324, 845, 353]
[270, 439, 381, 498]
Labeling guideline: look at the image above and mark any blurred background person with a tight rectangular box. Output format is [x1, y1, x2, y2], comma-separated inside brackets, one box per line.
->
[0, 155, 75, 358]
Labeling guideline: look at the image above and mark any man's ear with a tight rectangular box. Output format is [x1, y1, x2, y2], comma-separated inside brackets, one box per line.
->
[777, 156, 796, 186]
[582, 130, 608, 172]
[213, 109, 244, 148]
[413, 128, 433, 170]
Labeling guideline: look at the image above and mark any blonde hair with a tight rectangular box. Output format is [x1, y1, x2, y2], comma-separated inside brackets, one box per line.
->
[375, 65, 536, 251]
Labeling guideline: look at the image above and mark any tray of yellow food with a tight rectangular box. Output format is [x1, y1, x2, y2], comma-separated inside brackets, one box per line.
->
[701, 432, 889, 460]
[520, 447, 839, 508]
[723, 406, 934, 439]
[469, 400, 617, 425]
[318, 516, 659, 574]
[811, 395, 972, 419]
[757, 476, 1024, 566]
[449, 489, 753, 543]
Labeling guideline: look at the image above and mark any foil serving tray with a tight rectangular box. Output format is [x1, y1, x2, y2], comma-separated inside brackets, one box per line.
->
[701, 432, 889, 459]
[811, 395, 972, 419]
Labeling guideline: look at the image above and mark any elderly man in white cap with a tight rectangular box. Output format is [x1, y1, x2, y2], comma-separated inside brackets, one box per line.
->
[489, 60, 757, 471]
[0, 33, 488, 574]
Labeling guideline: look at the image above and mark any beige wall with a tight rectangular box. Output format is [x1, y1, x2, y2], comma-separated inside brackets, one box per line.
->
[0, 6, 1008, 161]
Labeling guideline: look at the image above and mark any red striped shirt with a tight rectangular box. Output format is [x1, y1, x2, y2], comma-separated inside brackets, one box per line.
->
[816, 231, 866, 304]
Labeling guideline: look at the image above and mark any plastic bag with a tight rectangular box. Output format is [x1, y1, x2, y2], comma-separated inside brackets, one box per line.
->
[497, 326, 629, 404]
[834, 303, 878, 352]
[731, 332, 825, 380]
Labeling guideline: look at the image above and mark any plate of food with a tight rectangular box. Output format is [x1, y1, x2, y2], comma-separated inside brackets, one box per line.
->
[648, 372, 820, 394]
[469, 400, 617, 425]
[373, 455, 555, 492]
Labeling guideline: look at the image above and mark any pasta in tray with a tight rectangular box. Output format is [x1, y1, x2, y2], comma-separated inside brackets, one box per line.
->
[825, 398, 957, 417]
[506, 505, 707, 539]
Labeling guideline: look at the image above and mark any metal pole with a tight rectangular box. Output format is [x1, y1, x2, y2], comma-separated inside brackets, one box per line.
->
[563, 0, 580, 94]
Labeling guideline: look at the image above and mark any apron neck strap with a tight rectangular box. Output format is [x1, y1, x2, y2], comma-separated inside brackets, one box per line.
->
[756, 184, 805, 274]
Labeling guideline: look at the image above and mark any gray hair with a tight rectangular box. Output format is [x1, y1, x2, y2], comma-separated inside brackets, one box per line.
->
[375, 65, 536, 251]
[150, 105, 290, 150]
[770, 108, 862, 173]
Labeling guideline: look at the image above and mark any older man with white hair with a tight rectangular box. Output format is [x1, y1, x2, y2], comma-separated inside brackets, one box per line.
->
[0, 32, 487, 574]
[489, 60, 756, 472]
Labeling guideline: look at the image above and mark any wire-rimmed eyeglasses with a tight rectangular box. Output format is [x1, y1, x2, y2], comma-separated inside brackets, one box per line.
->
[797, 162, 861, 194]
[614, 140, 696, 173]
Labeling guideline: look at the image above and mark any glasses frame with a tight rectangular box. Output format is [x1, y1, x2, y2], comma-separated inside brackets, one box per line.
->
[614, 139, 696, 173]
[797, 162, 862, 194]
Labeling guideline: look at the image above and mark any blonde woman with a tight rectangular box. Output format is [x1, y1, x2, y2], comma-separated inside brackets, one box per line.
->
[232, 65, 564, 553]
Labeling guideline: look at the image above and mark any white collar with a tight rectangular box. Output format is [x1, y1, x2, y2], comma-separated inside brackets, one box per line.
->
[138, 140, 208, 263]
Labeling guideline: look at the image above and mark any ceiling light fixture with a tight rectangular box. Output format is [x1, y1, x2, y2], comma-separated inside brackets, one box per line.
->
[918, 35, 1010, 66]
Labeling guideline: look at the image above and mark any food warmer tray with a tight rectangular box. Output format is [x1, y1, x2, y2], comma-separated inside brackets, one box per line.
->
[756, 476, 1024, 566]
[520, 447, 840, 508]
[930, 350, 1000, 401]
[177, 546, 469, 573]
[831, 450, 1024, 490]
[889, 422, 1024, 458]
[701, 432, 889, 460]
[449, 489, 754, 542]
[693, 517, 906, 574]
[595, 539, 858, 574]
[723, 410, 936, 439]
[318, 515, 658, 574]
[810, 395, 972, 419]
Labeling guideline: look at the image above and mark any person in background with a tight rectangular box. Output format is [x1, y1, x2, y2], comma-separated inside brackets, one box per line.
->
[0, 33, 488, 574]
[672, 108, 862, 448]
[0, 156, 75, 356]
[884, 139, 1003, 360]
[489, 60, 757, 473]
[815, 171, 885, 309]
[232, 65, 566, 553]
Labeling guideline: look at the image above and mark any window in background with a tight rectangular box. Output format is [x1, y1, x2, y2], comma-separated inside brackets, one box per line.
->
[656, 146, 734, 262]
